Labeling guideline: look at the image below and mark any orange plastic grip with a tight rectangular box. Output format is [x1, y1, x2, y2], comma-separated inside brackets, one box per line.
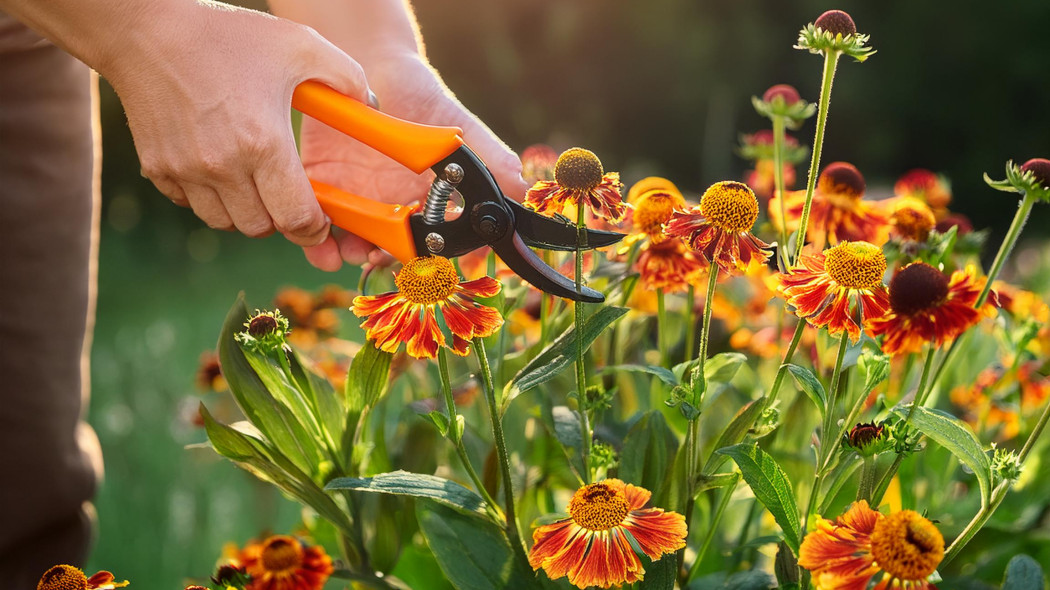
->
[292, 81, 464, 174]
[310, 180, 420, 263]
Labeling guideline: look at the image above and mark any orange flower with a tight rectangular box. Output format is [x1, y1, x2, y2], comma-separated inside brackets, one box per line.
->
[894, 169, 952, 218]
[529, 479, 686, 589]
[778, 241, 889, 342]
[636, 239, 705, 293]
[37, 565, 128, 590]
[240, 535, 333, 590]
[888, 198, 936, 243]
[799, 501, 943, 590]
[525, 147, 626, 223]
[665, 181, 771, 274]
[770, 162, 889, 249]
[868, 263, 991, 355]
[621, 186, 687, 251]
[352, 256, 503, 359]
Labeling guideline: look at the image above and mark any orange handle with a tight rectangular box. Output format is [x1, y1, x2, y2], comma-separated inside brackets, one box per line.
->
[292, 81, 464, 174]
[311, 179, 420, 263]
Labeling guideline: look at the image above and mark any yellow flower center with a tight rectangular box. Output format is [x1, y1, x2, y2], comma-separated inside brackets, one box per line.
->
[395, 256, 460, 305]
[823, 241, 886, 290]
[260, 536, 305, 573]
[554, 148, 604, 191]
[699, 181, 759, 233]
[37, 565, 87, 590]
[634, 190, 685, 236]
[891, 198, 936, 242]
[568, 482, 631, 531]
[870, 511, 944, 581]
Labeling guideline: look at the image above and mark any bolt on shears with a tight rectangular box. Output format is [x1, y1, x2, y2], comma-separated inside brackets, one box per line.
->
[291, 81, 623, 303]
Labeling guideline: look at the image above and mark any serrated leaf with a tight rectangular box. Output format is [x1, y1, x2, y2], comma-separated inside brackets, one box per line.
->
[600, 364, 678, 386]
[891, 405, 992, 505]
[1002, 554, 1046, 590]
[717, 443, 802, 554]
[326, 471, 492, 520]
[785, 364, 826, 419]
[620, 411, 679, 499]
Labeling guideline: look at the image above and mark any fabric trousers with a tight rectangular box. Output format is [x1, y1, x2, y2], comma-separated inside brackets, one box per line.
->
[0, 12, 103, 587]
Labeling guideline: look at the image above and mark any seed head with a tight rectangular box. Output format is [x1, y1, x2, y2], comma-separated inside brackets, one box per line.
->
[889, 263, 949, 316]
[814, 10, 857, 37]
[554, 148, 605, 191]
[1021, 158, 1050, 188]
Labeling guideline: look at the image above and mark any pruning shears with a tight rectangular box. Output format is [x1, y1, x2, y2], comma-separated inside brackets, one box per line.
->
[291, 81, 622, 303]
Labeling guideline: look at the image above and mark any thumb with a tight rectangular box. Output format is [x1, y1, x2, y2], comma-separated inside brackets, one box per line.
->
[458, 114, 528, 203]
[297, 28, 375, 107]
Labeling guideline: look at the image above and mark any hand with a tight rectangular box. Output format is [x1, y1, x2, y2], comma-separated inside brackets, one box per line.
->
[297, 51, 528, 271]
[108, 3, 373, 251]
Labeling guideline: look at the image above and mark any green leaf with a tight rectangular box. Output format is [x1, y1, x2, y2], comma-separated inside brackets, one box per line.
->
[416, 500, 539, 590]
[890, 405, 993, 505]
[636, 553, 676, 590]
[859, 352, 890, 395]
[785, 364, 826, 419]
[1002, 554, 1047, 590]
[504, 306, 628, 411]
[702, 398, 766, 474]
[717, 443, 802, 554]
[241, 346, 328, 452]
[620, 411, 679, 499]
[200, 403, 259, 461]
[549, 406, 584, 474]
[423, 410, 451, 437]
[600, 364, 678, 386]
[326, 471, 492, 520]
[346, 341, 394, 412]
[705, 352, 748, 384]
[926, 225, 958, 268]
[286, 347, 345, 451]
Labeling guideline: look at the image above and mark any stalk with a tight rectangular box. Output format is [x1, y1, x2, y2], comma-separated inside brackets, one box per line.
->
[856, 455, 877, 503]
[685, 285, 697, 362]
[803, 331, 849, 534]
[575, 204, 592, 482]
[657, 288, 669, 367]
[686, 474, 740, 582]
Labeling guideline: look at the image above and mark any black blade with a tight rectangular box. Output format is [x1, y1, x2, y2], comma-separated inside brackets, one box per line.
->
[506, 199, 624, 251]
[493, 232, 606, 303]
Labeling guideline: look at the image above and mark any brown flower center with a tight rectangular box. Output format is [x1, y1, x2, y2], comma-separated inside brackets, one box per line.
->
[870, 511, 944, 581]
[823, 241, 886, 290]
[891, 198, 936, 242]
[248, 314, 279, 337]
[568, 482, 631, 531]
[37, 565, 87, 590]
[634, 191, 685, 236]
[814, 9, 857, 36]
[395, 256, 460, 305]
[818, 162, 866, 200]
[848, 421, 884, 448]
[260, 536, 305, 573]
[1021, 158, 1050, 188]
[699, 181, 759, 233]
[554, 148, 605, 191]
[889, 262, 949, 315]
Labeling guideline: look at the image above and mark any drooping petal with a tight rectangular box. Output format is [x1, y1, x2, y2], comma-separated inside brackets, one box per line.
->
[622, 509, 688, 561]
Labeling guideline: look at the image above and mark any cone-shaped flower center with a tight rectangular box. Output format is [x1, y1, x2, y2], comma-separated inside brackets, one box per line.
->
[870, 510, 944, 580]
[395, 256, 460, 304]
[554, 148, 604, 191]
[848, 421, 884, 449]
[818, 162, 865, 200]
[568, 482, 630, 531]
[260, 536, 305, 573]
[814, 9, 857, 36]
[37, 565, 87, 590]
[823, 241, 886, 290]
[892, 198, 936, 241]
[699, 181, 759, 233]
[1022, 158, 1050, 187]
[248, 314, 279, 337]
[889, 262, 949, 315]
[634, 191, 685, 236]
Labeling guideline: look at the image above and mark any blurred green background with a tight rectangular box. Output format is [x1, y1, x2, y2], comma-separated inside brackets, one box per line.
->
[84, 0, 1050, 587]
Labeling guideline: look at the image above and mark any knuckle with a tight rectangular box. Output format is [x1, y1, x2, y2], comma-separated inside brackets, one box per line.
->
[240, 219, 275, 239]
[275, 206, 325, 237]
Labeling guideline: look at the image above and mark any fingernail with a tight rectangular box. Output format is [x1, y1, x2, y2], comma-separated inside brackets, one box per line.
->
[367, 90, 380, 110]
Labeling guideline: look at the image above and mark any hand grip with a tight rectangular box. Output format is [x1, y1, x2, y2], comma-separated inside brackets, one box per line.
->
[311, 180, 420, 263]
[293, 81, 464, 174]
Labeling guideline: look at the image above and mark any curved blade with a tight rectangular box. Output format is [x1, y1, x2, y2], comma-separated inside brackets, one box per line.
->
[506, 200, 624, 251]
[493, 232, 606, 303]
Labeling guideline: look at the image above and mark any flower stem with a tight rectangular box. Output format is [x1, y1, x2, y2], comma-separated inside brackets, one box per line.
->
[978, 190, 1037, 307]
[690, 267, 720, 404]
[685, 285, 697, 362]
[657, 288, 668, 367]
[821, 332, 850, 449]
[856, 455, 877, 503]
[438, 348, 504, 523]
[686, 473, 740, 581]
[764, 320, 807, 411]
[772, 114, 790, 269]
[575, 204, 592, 483]
[792, 50, 841, 265]
[473, 338, 525, 553]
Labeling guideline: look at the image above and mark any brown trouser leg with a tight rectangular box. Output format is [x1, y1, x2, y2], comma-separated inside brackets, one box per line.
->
[0, 15, 103, 587]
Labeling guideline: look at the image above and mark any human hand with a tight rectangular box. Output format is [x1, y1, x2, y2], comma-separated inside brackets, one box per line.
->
[107, 3, 373, 253]
[297, 51, 528, 271]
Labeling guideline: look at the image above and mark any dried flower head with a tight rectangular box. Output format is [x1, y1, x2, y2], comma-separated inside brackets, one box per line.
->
[795, 9, 876, 61]
[236, 310, 291, 354]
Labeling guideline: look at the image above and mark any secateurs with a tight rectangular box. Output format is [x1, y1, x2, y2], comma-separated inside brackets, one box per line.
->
[291, 81, 622, 303]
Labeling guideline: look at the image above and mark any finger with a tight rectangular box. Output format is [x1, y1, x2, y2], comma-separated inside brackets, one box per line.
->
[252, 136, 330, 247]
[183, 182, 235, 230]
[215, 176, 276, 238]
[302, 234, 343, 272]
[455, 112, 529, 202]
[334, 230, 375, 266]
[298, 27, 372, 104]
[150, 175, 190, 208]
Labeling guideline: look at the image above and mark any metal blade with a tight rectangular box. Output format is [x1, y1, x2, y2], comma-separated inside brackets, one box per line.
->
[493, 232, 606, 303]
[505, 199, 624, 251]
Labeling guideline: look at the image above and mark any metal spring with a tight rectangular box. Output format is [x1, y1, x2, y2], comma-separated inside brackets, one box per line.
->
[422, 164, 463, 224]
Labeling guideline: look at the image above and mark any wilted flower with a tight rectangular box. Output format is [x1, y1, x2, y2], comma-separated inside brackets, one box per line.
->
[352, 256, 503, 359]
[525, 147, 626, 223]
[778, 241, 889, 341]
[37, 565, 128, 590]
[664, 181, 772, 274]
[795, 9, 876, 62]
[798, 500, 943, 590]
[240, 535, 333, 590]
[529, 479, 686, 589]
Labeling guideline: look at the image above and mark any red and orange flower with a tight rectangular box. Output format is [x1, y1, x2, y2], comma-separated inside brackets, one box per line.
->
[778, 241, 889, 341]
[894, 168, 952, 219]
[352, 256, 503, 359]
[868, 263, 992, 355]
[239, 535, 333, 590]
[770, 162, 889, 249]
[37, 565, 128, 590]
[525, 147, 626, 223]
[799, 500, 943, 590]
[664, 181, 771, 274]
[888, 198, 937, 243]
[635, 239, 705, 293]
[529, 479, 687, 589]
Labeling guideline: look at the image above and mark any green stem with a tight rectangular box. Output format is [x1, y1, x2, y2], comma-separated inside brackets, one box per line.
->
[772, 114, 790, 269]
[978, 191, 1037, 307]
[685, 285, 697, 362]
[438, 348, 504, 522]
[856, 455, 877, 503]
[690, 267, 720, 403]
[764, 321, 806, 412]
[575, 204, 592, 483]
[657, 288, 668, 366]
[821, 332, 850, 447]
[687, 474, 740, 581]
[792, 50, 841, 264]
